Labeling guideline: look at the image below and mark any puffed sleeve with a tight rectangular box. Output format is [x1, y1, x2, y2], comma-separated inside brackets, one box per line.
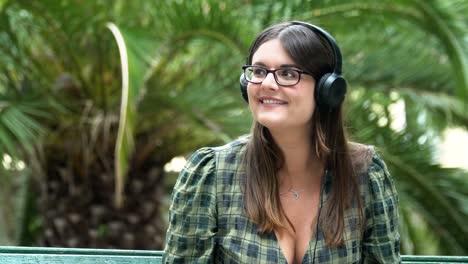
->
[163, 148, 218, 263]
[362, 153, 401, 263]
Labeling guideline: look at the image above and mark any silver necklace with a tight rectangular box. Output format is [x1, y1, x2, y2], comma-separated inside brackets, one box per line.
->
[281, 186, 305, 200]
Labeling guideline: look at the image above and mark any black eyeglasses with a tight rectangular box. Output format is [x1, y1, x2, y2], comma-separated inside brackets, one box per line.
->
[242, 65, 311, 86]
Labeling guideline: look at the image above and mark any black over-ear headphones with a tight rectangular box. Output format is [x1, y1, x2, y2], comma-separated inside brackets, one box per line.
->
[239, 21, 347, 108]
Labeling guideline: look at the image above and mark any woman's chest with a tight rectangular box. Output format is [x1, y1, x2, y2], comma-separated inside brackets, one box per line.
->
[216, 209, 363, 264]
[216, 228, 362, 263]
[214, 170, 363, 263]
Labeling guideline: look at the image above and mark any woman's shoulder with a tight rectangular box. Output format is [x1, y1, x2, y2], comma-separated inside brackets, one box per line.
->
[348, 142, 395, 189]
[201, 135, 249, 161]
[348, 142, 398, 203]
[183, 135, 250, 172]
[211, 134, 250, 153]
[348, 142, 376, 175]
[174, 136, 249, 197]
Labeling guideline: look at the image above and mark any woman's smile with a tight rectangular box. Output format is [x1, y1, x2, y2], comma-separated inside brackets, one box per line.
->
[259, 96, 288, 106]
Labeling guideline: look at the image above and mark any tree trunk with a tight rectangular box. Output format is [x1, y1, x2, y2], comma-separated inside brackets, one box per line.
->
[38, 141, 166, 250]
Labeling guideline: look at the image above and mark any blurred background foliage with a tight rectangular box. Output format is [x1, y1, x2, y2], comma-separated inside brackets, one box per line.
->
[0, 0, 466, 255]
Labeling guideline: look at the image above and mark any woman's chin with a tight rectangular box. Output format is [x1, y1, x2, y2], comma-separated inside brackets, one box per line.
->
[256, 118, 287, 130]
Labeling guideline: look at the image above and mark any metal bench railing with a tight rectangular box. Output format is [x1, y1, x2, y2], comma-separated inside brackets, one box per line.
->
[0, 246, 467, 263]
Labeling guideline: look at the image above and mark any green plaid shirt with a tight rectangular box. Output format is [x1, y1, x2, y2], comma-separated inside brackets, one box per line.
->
[164, 136, 400, 263]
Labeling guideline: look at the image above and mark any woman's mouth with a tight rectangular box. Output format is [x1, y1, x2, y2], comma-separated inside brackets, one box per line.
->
[261, 99, 287, 105]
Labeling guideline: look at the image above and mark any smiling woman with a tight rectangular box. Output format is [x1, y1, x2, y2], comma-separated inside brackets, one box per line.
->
[163, 21, 400, 264]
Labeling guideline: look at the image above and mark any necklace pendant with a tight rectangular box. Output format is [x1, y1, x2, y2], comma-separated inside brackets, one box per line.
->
[292, 191, 300, 200]
[281, 187, 304, 200]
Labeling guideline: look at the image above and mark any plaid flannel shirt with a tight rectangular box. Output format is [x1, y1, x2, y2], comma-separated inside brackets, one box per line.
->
[164, 136, 400, 263]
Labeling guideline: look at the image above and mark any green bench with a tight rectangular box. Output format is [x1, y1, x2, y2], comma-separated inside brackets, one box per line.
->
[0, 246, 467, 263]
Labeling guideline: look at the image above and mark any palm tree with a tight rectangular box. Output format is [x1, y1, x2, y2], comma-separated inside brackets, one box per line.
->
[0, 0, 172, 249]
[0, 0, 249, 249]
[0, 0, 466, 255]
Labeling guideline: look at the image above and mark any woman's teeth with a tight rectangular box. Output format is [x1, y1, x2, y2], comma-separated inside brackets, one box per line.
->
[262, 99, 286, 104]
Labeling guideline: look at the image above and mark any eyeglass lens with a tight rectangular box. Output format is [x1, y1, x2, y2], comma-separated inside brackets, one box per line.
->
[244, 66, 300, 86]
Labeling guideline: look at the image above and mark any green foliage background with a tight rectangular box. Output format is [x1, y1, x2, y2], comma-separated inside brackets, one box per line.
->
[0, 0, 466, 255]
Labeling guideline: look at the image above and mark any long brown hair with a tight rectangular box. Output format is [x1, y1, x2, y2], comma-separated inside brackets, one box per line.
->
[243, 22, 363, 247]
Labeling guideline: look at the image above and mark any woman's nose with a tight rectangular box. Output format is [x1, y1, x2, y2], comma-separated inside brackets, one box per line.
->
[261, 72, 279, 90]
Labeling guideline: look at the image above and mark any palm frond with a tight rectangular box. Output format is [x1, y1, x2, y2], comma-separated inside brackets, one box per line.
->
[106, 23, 158, 208]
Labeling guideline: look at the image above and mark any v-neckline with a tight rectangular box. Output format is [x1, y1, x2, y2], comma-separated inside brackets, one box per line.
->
[271, 170, 328, 264]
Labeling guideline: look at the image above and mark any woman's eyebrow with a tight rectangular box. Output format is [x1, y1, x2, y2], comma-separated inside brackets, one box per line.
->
[252, 62, 267, 67]
[251, 62, 299, 68]
[279, 63, 300, 69]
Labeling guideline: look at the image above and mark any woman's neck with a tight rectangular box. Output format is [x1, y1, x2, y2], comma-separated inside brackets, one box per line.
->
[270, 128, 324, 187]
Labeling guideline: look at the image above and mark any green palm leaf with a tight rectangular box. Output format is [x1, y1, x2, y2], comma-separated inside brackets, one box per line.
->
[107, 23, 158, 208]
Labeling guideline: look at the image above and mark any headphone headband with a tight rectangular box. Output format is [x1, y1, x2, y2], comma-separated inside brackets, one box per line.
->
[290, 21, 342, 74]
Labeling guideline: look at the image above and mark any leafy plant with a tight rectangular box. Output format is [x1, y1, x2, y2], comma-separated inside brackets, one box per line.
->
[0, 0, 466, 255]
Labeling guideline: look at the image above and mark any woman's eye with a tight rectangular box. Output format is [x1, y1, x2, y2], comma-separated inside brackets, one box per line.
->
[253, 68, 266, 76]
[279, 69, 298, 79]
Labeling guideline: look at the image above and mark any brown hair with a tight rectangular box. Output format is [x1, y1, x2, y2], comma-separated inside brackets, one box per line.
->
[243, 22, 363, 247]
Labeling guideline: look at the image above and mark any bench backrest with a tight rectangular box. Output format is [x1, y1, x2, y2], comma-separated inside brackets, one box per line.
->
[0, 246, 163, 264]
[0, 246, 467, 263]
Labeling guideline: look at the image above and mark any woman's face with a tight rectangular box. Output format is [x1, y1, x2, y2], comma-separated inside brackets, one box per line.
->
[248, 39, 316, 132]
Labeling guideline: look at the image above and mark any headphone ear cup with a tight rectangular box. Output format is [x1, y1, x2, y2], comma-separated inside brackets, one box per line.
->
[316, 73, 347, 108]
[240, 73, 249, 103]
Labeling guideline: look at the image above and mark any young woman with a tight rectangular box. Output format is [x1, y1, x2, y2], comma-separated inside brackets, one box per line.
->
[163, 21, 400, 263]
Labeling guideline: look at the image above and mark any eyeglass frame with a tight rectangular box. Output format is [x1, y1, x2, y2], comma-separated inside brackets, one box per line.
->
[242, 65, 312, 87]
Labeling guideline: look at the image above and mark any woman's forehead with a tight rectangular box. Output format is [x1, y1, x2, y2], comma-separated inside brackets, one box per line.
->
[251, 39, 295, 67]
